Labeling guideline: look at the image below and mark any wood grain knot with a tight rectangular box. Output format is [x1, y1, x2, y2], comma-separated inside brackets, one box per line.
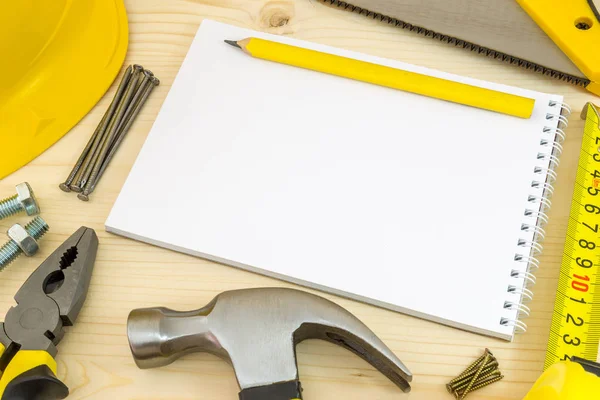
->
[270, 13, 289, 27]
[259, 1, 295, 31]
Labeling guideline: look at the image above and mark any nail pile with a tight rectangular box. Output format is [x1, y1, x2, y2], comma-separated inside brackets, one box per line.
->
[59, 65, 159, 201]
[446, 349, 503, 399]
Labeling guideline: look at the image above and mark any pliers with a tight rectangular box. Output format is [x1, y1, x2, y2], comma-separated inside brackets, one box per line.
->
[0, 227, 98, 400]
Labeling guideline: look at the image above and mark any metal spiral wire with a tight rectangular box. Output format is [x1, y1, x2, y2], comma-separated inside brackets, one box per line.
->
[502, 100, 570, 334]
[507, 285, 534, 303]
[540, 139, 563, 157]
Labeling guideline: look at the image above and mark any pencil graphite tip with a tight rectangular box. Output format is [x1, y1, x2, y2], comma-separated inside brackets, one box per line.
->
[224, 39, 241, 49]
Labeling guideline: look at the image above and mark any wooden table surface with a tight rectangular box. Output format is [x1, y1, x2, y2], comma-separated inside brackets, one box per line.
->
[1, 1, 597, 399]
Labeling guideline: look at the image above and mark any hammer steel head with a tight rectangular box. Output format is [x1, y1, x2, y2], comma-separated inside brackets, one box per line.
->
[127, 288, 412, 395]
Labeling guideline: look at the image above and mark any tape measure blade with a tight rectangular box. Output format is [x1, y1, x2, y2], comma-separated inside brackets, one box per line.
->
[545, 103, 600, 369]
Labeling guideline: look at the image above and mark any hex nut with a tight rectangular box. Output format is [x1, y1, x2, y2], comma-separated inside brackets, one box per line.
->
[7, 224, 39, 256]
[15, 182, 40, 216]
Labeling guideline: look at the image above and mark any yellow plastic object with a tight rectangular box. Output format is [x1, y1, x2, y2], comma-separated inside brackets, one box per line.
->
[0, 349, 57, 397]
[517, 0, 600, 96]
[523, 361, 600, 400]
[238, 38, 535, 118]
[543, 103, 600, 370]
[0, 0, 128, 179]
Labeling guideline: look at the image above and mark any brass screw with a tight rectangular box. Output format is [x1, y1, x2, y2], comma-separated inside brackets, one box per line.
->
[460, 352, 489, 400]
[448, 360, 499, 390]
[468, 374, 504, 393]
[447, 349, 503, 399]
[451, 369, 501, 392]
[448, 349, 491, 385]
[451, 372, 502, 399]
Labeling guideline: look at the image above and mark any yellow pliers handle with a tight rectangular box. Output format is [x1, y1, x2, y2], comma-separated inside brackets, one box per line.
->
[516, 0, 600, 96]
[0, 343, 67, 400]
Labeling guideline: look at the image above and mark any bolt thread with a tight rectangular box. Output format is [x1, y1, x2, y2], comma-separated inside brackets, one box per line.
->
[0, 241, 21, 271]
[0, 195, 22, 220]
[25, 216, 49, 240]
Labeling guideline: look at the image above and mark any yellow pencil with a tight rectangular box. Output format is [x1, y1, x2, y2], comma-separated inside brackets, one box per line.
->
[225, 38, 535, 119]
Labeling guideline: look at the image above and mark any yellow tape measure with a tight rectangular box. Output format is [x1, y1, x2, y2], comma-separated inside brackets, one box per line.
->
[545, 102, 600, 369]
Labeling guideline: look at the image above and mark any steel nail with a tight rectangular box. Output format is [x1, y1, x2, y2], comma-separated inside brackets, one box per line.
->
[59, 112, 109, 192]
[76, 65, 134, 189]
[82, 66, 142, 193]
[78, 73, 159, 201]
[108, 69, 154, 150]
[100, 76, 159, 175]
[71, 127, 108, 193]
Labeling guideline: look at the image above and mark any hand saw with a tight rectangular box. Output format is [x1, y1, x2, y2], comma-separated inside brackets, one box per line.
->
[321, 0, 600, 96]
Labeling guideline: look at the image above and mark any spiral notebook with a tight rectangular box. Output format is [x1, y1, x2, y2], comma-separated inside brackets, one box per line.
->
[106, 20, 570, 340]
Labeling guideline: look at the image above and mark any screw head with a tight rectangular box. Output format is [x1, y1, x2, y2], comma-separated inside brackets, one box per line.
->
[15, 182, 40, 216]
[7, 224, 39, 256]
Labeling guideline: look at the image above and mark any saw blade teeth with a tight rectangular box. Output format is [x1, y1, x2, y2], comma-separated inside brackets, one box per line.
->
[320, 0, 591, 88]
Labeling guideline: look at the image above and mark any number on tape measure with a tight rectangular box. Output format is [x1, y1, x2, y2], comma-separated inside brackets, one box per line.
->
[576, 257, 593, 268]
[545, 104, 600, 370]
[578, 239, 596, 249]
[566, 314, 584, 326]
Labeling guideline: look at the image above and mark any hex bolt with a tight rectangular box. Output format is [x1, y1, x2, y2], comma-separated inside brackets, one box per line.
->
[0, 217, 49, 271]
[0, 182, 41, 220]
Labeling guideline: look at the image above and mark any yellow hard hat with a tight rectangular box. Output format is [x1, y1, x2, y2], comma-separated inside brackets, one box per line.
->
[0, 0, 128, 179]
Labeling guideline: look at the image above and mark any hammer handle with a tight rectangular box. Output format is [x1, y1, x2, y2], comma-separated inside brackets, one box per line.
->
[238, 380, 302, 400]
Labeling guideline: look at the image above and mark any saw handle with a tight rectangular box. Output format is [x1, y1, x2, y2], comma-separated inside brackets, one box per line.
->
[516, 0, 600, 96]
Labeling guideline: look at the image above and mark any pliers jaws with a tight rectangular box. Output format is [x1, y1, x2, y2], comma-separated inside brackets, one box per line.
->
[0, 227, 98, 357]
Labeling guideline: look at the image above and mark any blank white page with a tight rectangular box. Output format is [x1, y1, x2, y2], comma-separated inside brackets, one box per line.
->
[106, 20, 564, 340]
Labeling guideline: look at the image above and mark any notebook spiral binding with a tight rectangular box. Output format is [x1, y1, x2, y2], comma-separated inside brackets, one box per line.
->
[500, 100, 571, 334]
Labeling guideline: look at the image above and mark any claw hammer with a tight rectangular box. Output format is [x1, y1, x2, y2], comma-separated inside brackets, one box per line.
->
[127, 287, 412, 399]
